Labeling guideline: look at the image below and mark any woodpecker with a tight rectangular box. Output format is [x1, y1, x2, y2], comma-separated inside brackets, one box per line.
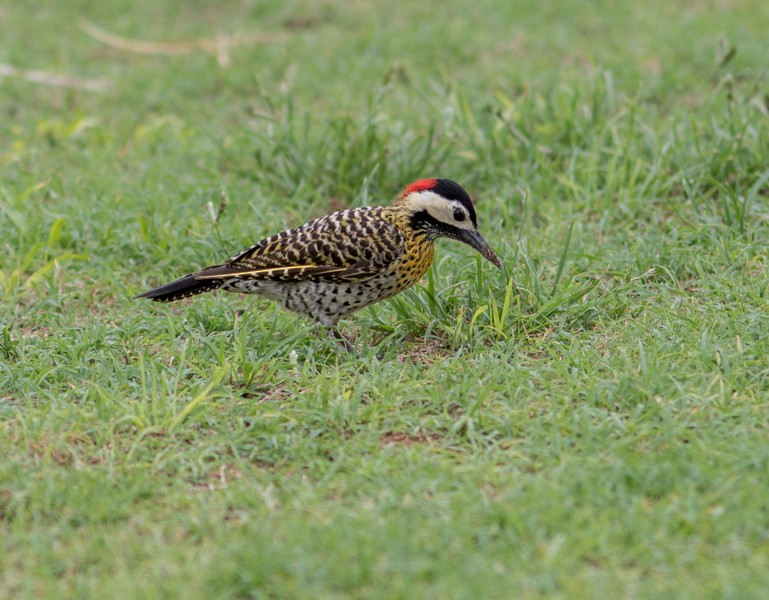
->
[137, 178, 501, 343]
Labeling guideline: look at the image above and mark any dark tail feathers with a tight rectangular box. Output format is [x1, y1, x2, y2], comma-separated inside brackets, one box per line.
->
[135, 273, 222, 303]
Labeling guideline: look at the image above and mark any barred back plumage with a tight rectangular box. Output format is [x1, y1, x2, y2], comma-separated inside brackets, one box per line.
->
[137, 179, 500, 336]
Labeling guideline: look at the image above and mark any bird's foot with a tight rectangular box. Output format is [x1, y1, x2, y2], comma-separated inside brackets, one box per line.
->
[326, 327, 356, 353]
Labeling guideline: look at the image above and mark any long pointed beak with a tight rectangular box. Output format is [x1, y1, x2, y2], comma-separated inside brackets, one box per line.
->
[462, 230, 502, 269]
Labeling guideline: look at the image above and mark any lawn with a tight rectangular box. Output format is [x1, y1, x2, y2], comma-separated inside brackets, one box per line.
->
[2, 0, 769, 597]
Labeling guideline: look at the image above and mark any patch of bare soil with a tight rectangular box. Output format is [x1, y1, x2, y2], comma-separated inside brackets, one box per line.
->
[396, 337, 452, 365]
[379, 430, 441, 448]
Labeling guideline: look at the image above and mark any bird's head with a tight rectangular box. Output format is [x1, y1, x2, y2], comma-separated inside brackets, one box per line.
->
[397, 178, 501, 268]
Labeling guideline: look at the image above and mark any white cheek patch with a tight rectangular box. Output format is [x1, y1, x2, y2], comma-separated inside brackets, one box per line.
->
[415, 192, 475, 230]
[445, 203, 474, 230]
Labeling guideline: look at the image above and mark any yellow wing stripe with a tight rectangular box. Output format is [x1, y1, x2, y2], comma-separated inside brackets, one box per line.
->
[195, 265, 349, 280]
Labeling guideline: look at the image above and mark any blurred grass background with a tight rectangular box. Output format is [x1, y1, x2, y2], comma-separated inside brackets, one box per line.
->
[2, 1, 769, 598]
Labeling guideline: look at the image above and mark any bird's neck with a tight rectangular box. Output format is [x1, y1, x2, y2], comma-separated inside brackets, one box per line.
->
[384, 204, 439, 241]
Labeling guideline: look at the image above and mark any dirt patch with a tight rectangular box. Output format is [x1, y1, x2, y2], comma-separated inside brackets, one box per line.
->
[195, 462, 243, 492]
[396, 337, 452, 365]
[18, 324, 53, 339]
[24, 433, 107, 468]
[283, 15, 326, 31]
[239, 382, 293, 404]
[27, 439, 73, 467]
[379, 431, 441, 448]
[0, 488, 15, 522]
[326, 196, 349, 213]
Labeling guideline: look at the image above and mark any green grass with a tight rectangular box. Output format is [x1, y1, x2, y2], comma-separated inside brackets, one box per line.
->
[3, 0, 769, 597]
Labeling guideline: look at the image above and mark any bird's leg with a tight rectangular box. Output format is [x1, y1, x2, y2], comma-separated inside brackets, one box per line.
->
[326, 327, 355, 353]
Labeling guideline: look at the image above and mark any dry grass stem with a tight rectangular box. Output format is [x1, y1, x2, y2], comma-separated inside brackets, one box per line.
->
[0, 63, 111, 92]
[78, 19, 285, 68]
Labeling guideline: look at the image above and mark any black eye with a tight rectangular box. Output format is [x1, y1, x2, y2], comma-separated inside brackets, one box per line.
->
[453, 208, 465, 222]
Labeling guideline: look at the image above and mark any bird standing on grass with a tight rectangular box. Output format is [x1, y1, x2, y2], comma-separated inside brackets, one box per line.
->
[137, 178, 501, 344]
